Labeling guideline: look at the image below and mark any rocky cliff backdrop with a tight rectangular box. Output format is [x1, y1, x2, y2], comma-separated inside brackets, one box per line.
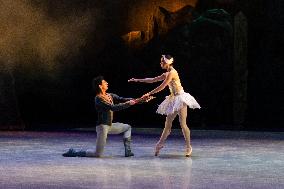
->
[0, 0, 283, 130]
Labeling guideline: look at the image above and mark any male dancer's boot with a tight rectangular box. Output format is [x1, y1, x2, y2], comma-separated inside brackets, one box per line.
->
[62, 148, 86, 157]
[123, 137, 134, 157]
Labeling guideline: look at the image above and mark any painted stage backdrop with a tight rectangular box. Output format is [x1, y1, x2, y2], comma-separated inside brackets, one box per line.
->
[0, 0, 283, 130]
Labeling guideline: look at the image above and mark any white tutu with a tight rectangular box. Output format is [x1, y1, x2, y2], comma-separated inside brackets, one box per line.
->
[156, 90, 201, 115]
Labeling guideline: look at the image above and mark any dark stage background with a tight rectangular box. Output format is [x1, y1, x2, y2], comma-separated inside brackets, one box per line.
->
[0, 0, 283, 131]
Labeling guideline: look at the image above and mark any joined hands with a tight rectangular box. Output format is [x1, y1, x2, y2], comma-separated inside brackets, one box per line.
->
[133, 95, 155, 104]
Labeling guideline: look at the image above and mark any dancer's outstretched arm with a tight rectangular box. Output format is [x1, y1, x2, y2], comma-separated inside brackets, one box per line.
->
[134, 96, 156, 104]
[128, 73, 166, 83]
[111, 93, 133, 102]
[142, 71, 173, 97]
[95, 97, 136, 112]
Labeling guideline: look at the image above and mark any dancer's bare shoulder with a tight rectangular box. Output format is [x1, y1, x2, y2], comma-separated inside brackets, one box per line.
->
[168, 69, 178, 77]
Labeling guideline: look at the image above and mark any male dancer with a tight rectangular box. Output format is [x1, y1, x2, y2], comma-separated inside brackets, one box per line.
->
[63, 76, 153, 157]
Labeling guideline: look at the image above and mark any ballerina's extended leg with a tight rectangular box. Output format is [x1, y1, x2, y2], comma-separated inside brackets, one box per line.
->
[155, 112, 177, 156]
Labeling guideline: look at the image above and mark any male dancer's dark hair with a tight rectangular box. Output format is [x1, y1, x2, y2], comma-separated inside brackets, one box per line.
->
[92, 75, 104, 95]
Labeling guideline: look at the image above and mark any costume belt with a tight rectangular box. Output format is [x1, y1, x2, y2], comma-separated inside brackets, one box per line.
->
[170, 89, 184, 97]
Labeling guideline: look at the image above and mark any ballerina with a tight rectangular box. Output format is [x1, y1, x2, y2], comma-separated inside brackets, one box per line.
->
[128, 55, 201, 157]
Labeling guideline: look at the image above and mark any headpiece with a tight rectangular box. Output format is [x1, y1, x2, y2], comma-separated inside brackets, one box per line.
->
[161, 55, 174, 64]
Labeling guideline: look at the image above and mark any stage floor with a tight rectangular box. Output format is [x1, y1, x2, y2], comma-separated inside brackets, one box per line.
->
[0, 129, 283, 189]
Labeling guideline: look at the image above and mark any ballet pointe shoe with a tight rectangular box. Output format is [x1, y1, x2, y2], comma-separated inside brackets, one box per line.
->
[154, 143, 164, 156]
[185, 146, 192, 157]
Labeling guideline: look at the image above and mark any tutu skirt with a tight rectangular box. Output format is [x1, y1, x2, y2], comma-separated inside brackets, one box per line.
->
[156, 90, 201, 115]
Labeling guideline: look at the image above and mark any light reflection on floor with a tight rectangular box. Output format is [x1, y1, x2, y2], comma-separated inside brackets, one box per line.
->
[0, 130, 283, 189]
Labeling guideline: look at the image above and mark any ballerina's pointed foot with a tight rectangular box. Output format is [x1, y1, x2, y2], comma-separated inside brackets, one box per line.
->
[154, 143, 164, 156]
[185, 146, 192, 157]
